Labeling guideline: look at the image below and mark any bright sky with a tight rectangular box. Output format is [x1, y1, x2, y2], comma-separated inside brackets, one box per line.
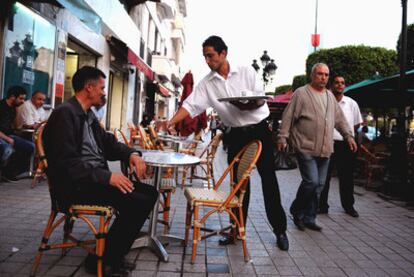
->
[181, 0, 413, 91]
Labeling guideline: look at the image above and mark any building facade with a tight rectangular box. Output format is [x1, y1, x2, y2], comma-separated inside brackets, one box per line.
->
[0, 0, 186, 133]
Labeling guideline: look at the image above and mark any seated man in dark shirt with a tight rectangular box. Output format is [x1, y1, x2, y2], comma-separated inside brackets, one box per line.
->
[43, 66, 158, 276]
[0, 86, 34, 181]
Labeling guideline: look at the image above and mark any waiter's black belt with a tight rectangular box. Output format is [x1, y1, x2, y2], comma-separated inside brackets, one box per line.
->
[230, 119, 267, 132]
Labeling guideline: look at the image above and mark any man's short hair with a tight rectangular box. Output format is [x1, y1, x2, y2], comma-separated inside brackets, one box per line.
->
[7, 85, 26, 99]
[72, 66, 106, 93]
[31, 90, 44, 98]
[311, 63, 329, 76]
[202, 35, 228, 54]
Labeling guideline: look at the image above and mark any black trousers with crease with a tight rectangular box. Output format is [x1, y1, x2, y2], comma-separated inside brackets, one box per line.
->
[227, 120, 287, 235]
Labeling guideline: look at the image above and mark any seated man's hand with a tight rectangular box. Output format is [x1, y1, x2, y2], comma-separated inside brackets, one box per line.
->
[109, 172, 134, 194]
[129, 153, 146, 179]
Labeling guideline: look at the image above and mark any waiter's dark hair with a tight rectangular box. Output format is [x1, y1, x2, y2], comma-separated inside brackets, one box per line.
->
[72, 66, 106, 92]
[202, 35, 228, 54]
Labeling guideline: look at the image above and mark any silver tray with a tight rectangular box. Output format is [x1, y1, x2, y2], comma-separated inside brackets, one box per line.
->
[217, 95, 271, 102]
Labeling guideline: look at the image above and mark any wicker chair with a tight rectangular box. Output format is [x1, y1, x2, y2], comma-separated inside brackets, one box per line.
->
[127, 122, 140, 147]
[114, 128, 175, 234]
[31, 123, 47, 188]
[182, 132, 223, 188]
[359, 144, 386, 189]
[31, 124, 115, 277]
[183, 140, 262, 263]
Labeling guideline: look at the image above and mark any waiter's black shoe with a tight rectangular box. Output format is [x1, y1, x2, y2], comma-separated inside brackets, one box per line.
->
[345, 209, 359, 218]
[275, 232, 289, 251]
[304, 222, 322, 231]
[218, 236, 235, 246]
[84, 254, 135, 275]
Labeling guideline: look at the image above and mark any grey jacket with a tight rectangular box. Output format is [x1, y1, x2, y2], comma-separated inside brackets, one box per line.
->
[277, 85, 352, 157]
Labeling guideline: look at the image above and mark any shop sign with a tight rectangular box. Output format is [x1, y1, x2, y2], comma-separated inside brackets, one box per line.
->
[22, 69, 35, 85]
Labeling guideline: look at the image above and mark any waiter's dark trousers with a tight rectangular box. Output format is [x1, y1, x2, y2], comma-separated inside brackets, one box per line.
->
[227, 120, 287, 235]
[75, 181, 158, 266]
[319, 140, 356, 211]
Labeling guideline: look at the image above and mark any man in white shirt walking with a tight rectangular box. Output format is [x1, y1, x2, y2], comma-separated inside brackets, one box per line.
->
[16, 90, 48, 130]
[167, 36, 289, 251]
[319, 75, 363, 217]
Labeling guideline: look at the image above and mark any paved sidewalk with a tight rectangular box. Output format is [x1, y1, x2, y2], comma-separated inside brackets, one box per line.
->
[0, 143, 414, 276]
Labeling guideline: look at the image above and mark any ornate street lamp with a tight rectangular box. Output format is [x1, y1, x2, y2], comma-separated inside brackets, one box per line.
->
[252, 50, 277, 90]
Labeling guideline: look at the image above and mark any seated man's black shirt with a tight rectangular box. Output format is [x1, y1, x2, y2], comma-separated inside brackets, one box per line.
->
[0, 99, 16, 135]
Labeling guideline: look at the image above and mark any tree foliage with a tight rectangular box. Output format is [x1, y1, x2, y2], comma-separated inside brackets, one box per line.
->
[397, 23, 414, 71]
[292, 75, 307, 91]
[306, 45, 398, 85]
[275, 84, 292, 94]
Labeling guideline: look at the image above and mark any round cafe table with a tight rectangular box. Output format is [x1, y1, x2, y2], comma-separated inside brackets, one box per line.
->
[132, 150, 200, 262]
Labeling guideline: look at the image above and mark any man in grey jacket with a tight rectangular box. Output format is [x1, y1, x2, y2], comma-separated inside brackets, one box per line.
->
[277, 63, 357, 231]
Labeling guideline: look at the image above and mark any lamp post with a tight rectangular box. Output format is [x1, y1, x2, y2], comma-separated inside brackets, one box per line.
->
[252, 50, 277, 91]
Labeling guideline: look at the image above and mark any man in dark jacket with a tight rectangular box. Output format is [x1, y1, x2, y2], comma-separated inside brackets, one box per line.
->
[43, 66, 158, 276]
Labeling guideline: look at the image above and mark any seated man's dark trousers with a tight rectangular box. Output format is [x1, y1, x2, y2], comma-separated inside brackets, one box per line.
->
[319, 140, 356, 212]
[227, 120, 287, 236]
[75, 180, 158, 266]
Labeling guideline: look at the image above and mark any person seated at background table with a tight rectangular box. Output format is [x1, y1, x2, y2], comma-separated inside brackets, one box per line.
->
[16, 90, 49, 131]
[0, 86, 35, 181]
[91, 95, 107, 124]
[43, 66, 158, 276]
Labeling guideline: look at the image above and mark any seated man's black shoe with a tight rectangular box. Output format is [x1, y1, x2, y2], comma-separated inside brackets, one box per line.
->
[218, 236, 235, 246]
[345, 209, 359, 218]
[84, 254, 135, 275]
[275, 232, 289, 251]
[118, 258, 136, 271]
[304, 222, 322, 231]
[292, 215, 306, 231]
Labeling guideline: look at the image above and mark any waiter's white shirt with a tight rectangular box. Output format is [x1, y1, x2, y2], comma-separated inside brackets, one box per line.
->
[333, 95, 363, 141]
[16, 100, 48, 129]
[182, 64, 269, 127]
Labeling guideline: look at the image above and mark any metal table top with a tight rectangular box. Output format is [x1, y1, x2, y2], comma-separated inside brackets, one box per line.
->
[141, 150, 200, 168]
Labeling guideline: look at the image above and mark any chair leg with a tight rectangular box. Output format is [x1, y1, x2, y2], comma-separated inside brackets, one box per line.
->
[62, 217, 74, 257]
[184, 203, 192, 246]
[191, 206, 199, 264]
[96, 215, 106, 277]
[163, 191, 172, 234]
[30, 211, 58, 277]
[238, 206, 250, 262]
[181, 166, 188, 188]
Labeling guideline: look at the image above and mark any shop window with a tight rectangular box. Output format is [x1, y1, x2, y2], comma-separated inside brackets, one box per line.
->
[62, 39, 97, 103]
[2, 2, 56, 100]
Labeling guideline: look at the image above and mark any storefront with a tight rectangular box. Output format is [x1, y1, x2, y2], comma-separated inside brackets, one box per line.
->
[60, 39, 99, 105]
[1, 2, 56, 101]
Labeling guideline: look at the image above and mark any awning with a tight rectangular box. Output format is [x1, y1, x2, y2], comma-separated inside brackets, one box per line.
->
[344, 69, 414, 108]
[158, 83, 170, 97]
[128, 49, 154, 80]
[106, 35, 154, 80]
[56, 0, 101, 34]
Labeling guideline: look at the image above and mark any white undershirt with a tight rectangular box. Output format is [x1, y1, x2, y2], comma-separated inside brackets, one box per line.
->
[16, 100, 48, 129]
[182, 64, 269, 127]
[333, 95, 363, 140]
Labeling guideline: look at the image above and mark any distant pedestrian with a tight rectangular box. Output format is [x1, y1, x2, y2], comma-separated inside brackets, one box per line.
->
[277, 63, 357, 232]
[210, 116, 218, 140]
[319, 75, 362, 217]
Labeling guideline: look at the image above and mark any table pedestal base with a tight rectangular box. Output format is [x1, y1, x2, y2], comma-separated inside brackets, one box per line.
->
[132, 235, 169, 262]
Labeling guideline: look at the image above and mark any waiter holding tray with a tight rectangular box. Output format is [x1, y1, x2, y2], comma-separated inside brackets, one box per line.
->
[167, 35, 289, 251]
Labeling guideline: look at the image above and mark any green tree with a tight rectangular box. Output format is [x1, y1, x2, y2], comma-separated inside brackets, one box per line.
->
[397, 23, 414, 71]
[275, 84, 292, 94]
[306, 45, 398, 85]
[292, 75, 307, 91]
